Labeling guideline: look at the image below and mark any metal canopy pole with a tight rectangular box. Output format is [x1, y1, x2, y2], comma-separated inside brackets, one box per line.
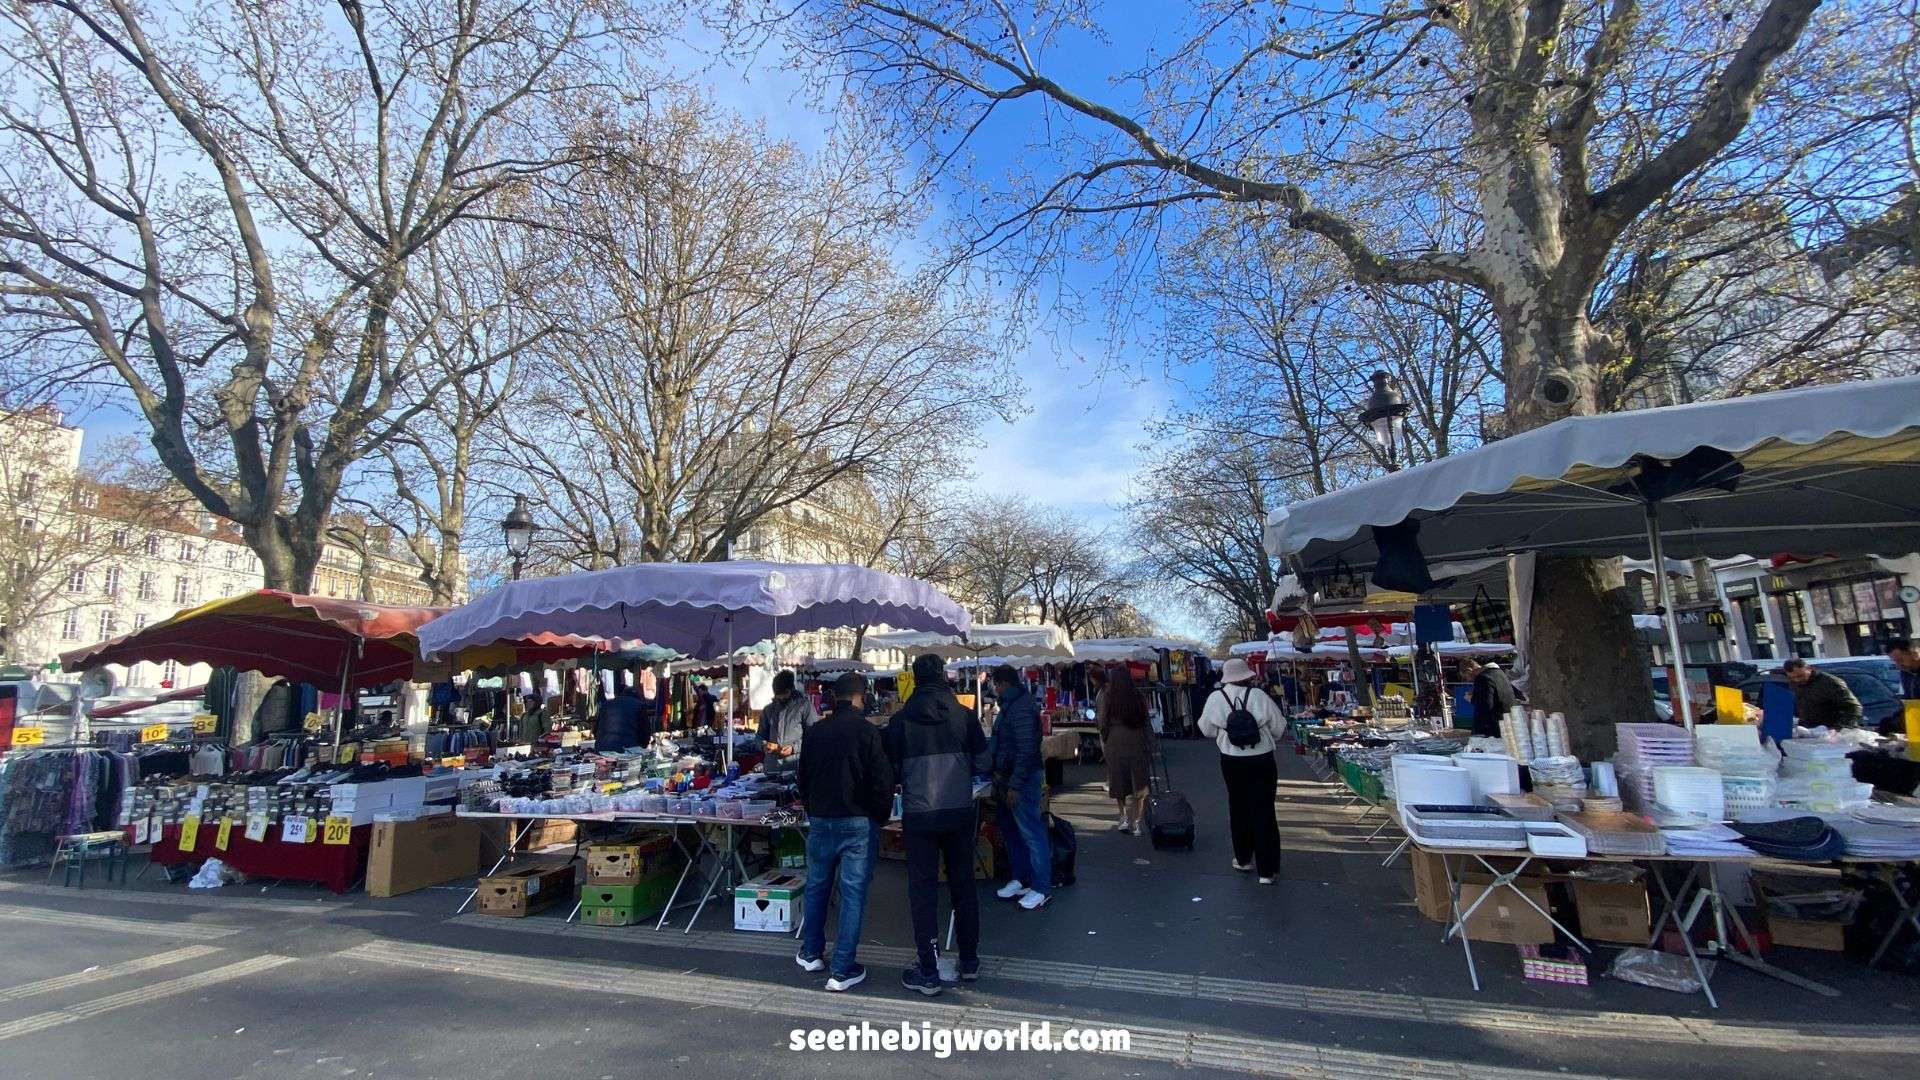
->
[1645, 504, 1696, 731]
[332, 642, 358, 757]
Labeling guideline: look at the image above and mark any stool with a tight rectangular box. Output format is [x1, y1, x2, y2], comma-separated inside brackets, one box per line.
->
[48, 831, 129, 888]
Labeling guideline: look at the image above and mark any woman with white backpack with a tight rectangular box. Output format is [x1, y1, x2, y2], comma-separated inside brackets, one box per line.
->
[1197, 659, 1288, 883]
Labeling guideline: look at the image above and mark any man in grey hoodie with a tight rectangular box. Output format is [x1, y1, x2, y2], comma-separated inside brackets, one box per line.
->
[885, 653, 991, 995]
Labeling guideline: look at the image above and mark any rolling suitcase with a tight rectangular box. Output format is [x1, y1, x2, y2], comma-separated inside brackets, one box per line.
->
[1144, 736, 1195, 851]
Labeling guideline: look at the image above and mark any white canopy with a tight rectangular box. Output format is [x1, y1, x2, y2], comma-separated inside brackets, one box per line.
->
[1071, 636, 1211, 662]
[864, 622, 1073, 660]
[1265, 376, 1920, 570]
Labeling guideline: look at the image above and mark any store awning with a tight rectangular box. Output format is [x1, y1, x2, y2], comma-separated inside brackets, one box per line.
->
[1265, 376, 1920, 571]
[864, 622, 1072, 660]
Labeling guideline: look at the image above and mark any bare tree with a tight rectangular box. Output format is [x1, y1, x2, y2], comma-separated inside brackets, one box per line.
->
[945, 495, 1037, 622]
[759, 0, 1914, 745]
[0, 0, 651, 590]
[499, 96, 1018, 569]
[1020, 511, 1134, 639]
[343, 224, 546, 604]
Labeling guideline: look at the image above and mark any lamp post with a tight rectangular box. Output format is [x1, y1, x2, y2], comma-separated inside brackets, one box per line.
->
[1359, 370, 1413, 472]
[502, 494, 536, 581]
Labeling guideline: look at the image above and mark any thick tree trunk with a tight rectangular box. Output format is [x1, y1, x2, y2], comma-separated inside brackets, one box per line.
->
[1522, 557, 1656, 759]
[1494, 300, 1660, 747]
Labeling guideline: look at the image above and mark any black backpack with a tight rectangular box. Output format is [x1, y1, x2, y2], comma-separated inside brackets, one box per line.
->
[1222, 688, 1262, 749]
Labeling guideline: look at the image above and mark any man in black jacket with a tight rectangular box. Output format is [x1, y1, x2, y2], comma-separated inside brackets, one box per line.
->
[794, 673, 894, 992]
[596, 685, 647, 752]
[1462, 658, 1518, 737]
[989, 664, 1052, 910]
[886, 653, 990, 995]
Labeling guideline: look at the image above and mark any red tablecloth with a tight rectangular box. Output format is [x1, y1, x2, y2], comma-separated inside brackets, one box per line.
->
[149, 822, 371, 894]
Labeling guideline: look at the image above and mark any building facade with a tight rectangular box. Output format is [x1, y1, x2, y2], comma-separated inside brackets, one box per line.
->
[3, 411, 454, 691]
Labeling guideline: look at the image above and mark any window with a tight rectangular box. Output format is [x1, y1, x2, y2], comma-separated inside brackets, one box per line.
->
[173, 575, 191, 604]
[66, 569, 86, 594]
[178, 538, 194, 561]
[132, 613, 148, 631]
[137, 572, 156, 600]
[17, 517, 38, 535]
[161, 660, 177, 687]
[113, 528, 130, 547]
[61, 610, 80, 640]
[20, 473, 37, 499]
[144, 535, 160, 557]
[96, 609, 116, 638]
[103, 567, 121, 595]
[77, 489, 97, 510]
[75, 520, 91, 543]
[223, 547, 237, 569]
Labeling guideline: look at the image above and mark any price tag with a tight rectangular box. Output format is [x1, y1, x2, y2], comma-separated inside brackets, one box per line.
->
[244, 812, 269, 843]
[140, 722, 169, 743]
[214, 817, 234, 851]
[303, 712, 325, 733]
[11, 725, 44, 746]
[192, 714, 218, 735]
[322, 815, 353, 845]
[281, 816, 312, 844]
[178, 814, 201, 851]
[132, 817, 151, 845]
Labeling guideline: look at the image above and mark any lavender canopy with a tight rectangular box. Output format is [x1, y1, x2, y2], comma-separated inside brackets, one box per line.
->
[417, 561, 970, 659]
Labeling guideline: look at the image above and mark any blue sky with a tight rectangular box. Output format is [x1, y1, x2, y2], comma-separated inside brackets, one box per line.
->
[67, 11, 1214, 634]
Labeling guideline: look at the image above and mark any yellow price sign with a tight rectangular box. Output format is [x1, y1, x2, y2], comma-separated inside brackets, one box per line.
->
[140, 722, 170, 744]
[322, 815, 353, 845]
[244, 812, 269, 843]
[178, 814, 201, 851]
[214, 817, 233, 851]
[11, 725, 45, 746]
[303, 712, 325, 733]
[192, 714, 218, 735]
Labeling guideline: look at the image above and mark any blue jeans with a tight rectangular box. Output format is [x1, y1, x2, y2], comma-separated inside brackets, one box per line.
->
[800, 816, 879, 977]
[996, 773, 1051, 896]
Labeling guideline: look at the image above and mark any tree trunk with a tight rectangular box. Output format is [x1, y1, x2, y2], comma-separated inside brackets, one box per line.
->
[1522, 557, 1654, 759]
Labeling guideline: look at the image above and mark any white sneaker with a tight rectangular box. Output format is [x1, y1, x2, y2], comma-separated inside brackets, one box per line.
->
[1258, 877, 1275, 885]
[1113, 820, 1130, 832]
[996, 879, 1028, 900]
[1231, 860, 1252, 872]
[1018, 890, 1051, 911]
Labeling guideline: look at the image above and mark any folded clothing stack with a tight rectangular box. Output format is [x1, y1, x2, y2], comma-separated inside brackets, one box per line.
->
[1730, 816, 1845, 861]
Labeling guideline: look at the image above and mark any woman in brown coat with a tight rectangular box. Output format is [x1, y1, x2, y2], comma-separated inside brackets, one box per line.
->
[1098, 665, 1153, 835]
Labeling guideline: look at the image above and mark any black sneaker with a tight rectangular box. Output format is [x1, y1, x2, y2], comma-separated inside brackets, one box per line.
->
[825, 965, 867, 992]
[901, 967, 944, 996]
[958, 959, 981, 982]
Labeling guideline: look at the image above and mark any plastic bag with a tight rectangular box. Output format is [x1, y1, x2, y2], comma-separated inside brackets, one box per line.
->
[1608, 948, 1713, 993]
[187, 857, 247, 889]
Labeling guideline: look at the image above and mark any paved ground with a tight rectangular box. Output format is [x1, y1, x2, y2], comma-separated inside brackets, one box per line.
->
[1, 739, 1915, 1079]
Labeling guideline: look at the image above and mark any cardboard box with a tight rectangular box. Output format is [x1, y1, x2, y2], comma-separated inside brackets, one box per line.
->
[579, 877, 676, 924]
[1767, 915, 1847, 951]
[734, 870, 803, 933]
[1408, 850, 1538, 924]
[585, 834, 675, 884]
[1571, 878, 1652, 944]
[1457, 881, 1555, 945]
[367, 815, 485, 898]
[475, 863, 574, 917]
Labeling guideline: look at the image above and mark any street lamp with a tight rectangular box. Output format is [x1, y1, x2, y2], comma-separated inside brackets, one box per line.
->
[1359, 370, 1412, 471]
[502, 494, 536, 581]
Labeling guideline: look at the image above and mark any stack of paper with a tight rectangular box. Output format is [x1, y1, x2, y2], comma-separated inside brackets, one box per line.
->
[1660, 823, 1751, 857]
[1832, 817, 1920, 858]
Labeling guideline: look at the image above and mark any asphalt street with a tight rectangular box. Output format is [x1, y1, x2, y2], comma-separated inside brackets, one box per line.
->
[0, 739, 1915, 1079]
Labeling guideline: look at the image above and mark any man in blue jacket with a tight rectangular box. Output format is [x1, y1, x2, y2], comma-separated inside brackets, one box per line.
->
[988, 664, 1051, 911]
